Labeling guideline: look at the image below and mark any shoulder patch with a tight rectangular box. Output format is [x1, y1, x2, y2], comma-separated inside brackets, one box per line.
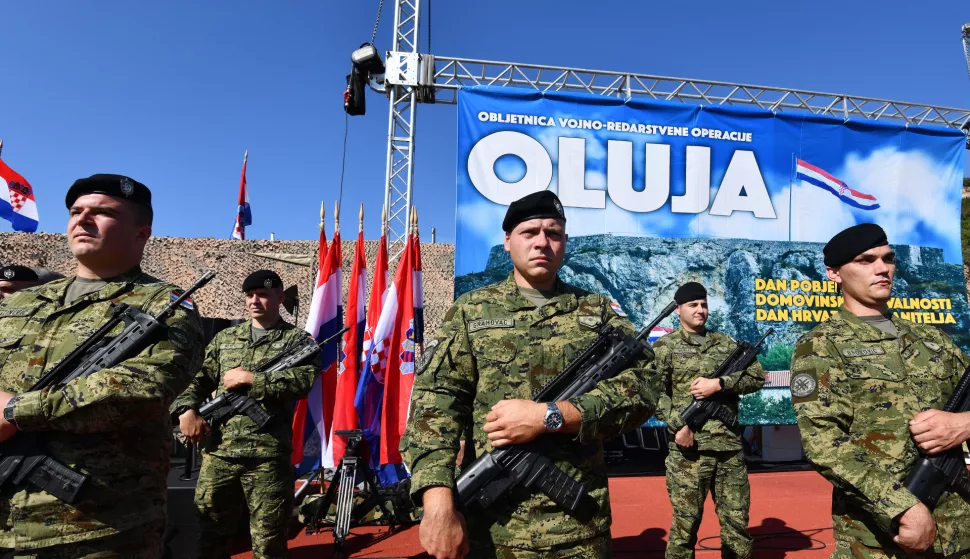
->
[170, 290, 195, 311]
[467, 318, 514, 333]
[416, 338, 440, 375]
[609, 299, 627, 318]
[840, 347, 886, 358]
[790, 370, 818, 401]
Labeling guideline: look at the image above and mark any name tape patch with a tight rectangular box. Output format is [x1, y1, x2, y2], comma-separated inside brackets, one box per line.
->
[840, 347, 886, 358]
[467, 318, 515, 333]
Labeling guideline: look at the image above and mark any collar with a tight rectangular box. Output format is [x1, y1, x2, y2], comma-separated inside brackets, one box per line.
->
[831, 307, 901, 342]
[36, 266, 146, 306]
[676, 327, 718, 352]
[499, 272, 578, 314]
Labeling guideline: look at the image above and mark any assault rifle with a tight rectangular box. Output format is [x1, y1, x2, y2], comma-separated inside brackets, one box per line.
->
[196, 326, 349, 434]
[455, 301, 677, 516]
[679, 328, 773, 432]
[0, 271, 216, 504]
[903, 363, 970, 510]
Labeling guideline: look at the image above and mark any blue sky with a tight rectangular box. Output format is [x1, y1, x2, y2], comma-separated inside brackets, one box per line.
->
[1, 0, 968, 242]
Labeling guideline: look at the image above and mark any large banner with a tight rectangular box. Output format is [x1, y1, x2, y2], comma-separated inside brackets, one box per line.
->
[455, 86, 968, 425]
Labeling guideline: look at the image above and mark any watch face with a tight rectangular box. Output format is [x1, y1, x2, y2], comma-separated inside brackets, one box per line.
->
[545, 405, 564, 430]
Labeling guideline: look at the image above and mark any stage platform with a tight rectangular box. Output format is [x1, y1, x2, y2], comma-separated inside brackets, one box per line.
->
[224, 470, 836, 559]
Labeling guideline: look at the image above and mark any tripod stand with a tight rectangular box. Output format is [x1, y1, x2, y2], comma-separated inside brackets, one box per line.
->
[307, 430, 396, 557]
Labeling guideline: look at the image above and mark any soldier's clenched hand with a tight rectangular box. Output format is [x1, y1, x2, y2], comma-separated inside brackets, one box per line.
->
[223, 368, 255, 391]
[179, 409, 210, 443]
[0, 391, 17, 442]
[689, 377, 721, 399]
[483, 400, 546, 447]
[909, 409, 970, 454]
[674, 426, 694, 448]
[894, 502, 936, 552]
[419, 487, 469, 559]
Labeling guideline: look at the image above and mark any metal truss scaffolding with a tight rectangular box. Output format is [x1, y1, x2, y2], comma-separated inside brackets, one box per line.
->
[381, 6, 970, 251]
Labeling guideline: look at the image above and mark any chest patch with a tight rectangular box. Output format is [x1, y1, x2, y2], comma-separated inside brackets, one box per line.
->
[220, 343, 245, 351]
[0, 308, 34, 318]
[271, 342, 286, 350]
[840, 347, 886, 358]
[674, 348, 699, 355]
[467, 318, 514, 333]
[578, 316, 600, 329]
[923, 341, 941, 352]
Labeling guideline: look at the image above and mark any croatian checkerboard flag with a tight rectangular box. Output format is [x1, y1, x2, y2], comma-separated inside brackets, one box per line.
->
[291, 228, 342, 473]
[327, 229, 367, 468]
[795, 159, 880, 211]
[231, 151, 252, 239]
[355, 233, 412, 485]
[0, 157, 39, 233]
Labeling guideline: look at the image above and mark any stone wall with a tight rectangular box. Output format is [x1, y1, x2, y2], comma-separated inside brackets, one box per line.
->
[0, 233, 456, 335]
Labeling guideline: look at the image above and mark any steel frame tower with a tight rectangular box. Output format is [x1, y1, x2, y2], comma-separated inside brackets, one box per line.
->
[380, 5, 970, 252]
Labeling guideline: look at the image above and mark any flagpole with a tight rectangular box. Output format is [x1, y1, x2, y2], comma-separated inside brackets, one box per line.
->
[359, 203, 364, 234]
[411, 206, 423, 354]
[334, 200, 340, 235]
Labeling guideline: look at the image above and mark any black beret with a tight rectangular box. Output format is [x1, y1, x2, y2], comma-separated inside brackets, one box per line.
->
[502, 190, 566, 233]
[674, 282, 707, 305]
[823, 223, 888, 267]
[242, 270, 283, 292]
[0, 265, 38, 283]
[65, 174, 152, 210]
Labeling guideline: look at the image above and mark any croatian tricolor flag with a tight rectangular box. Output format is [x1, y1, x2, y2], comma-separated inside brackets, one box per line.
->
[795, 159, 880, 211]
[648, 327, 673, 344]
[291, 228, 342, 473]
[0, 157, 39, 233]
[327, 229, 366, 468]
[231, 151, 252, 239]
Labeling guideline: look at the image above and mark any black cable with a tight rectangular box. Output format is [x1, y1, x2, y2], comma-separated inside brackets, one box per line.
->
[370, 0, 385, 45]
[338, 112, 349, 211]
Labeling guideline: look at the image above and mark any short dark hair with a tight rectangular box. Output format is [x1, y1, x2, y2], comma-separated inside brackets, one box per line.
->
[126, 199, 153, 226]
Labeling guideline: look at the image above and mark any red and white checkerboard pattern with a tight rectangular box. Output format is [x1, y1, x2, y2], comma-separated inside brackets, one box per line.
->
[8, 189, 27, 212]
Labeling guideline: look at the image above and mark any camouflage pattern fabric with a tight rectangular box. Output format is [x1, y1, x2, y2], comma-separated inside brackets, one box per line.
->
[0, 268, 205, 550]
[194, 454, 292, 559]
[830, 538, 970, 559]
[401, 273, 660, 549]
[172, 320, 320, 458]
[0, 520, 165, 558]
[468, 531, 612, 559]
[664, 449, 751, 559]
[791, 307, 970, 556]
[652, 328, 765, 451]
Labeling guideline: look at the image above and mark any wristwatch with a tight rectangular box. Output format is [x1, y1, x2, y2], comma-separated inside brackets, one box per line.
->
[4, 395, 20, 427]
[718, 378, 726, 390]
[543, 402, 564, 432]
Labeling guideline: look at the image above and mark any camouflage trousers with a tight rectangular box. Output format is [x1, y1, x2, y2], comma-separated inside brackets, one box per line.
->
[195, 454, 292, 559]
[831, 539, 970, 559]
[665, 448, 751, 559]
[0, 520, 165, 558]
[468, 532, 612, 559]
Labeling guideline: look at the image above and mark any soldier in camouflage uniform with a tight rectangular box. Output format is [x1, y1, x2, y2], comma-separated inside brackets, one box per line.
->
[791, 223, 970, 558]
[401, 191, 661, 559]
[652, 282, 764, 559]
[174, 270, 320, 559]
[0, 174, 206, 557]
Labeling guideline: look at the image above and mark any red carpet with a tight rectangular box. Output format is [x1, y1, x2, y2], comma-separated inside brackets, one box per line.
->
[233, 471, 835, 558]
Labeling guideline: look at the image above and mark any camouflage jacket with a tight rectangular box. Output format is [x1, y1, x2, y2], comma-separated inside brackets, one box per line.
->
[0, 268, 204, 549]
[401, 273, 660, 548]
[173, 320, 319, 459]
[653, 328, 764, 452]
[791, 307, 970, 553]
